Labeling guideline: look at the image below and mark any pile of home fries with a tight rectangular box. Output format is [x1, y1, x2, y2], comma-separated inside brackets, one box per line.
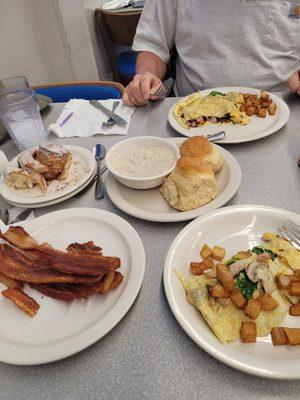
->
[240, 91, 277, 118]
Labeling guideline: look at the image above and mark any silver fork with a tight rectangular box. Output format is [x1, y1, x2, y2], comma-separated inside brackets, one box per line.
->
[151, 78, 174, 99]
[278, 218, 300, 250]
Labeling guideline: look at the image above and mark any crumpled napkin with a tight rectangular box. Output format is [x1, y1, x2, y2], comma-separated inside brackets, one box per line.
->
[48, 99, 134, 138]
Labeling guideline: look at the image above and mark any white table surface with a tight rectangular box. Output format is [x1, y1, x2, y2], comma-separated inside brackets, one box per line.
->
[0, 94, 299, 400]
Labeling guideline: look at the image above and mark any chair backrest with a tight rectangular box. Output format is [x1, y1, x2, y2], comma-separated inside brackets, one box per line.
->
[32, 81, 124, 103]
[95, 9, 141, 46]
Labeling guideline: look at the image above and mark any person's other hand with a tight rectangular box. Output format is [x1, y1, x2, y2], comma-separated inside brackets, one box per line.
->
[122, 72, 164, 107]
[288, 70, 300, 95]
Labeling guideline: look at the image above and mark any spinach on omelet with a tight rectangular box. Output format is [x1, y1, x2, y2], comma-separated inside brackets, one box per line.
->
[235, 270, 257, 300]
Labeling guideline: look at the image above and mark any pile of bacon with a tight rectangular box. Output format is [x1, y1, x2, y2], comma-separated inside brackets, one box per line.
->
[0, 226, 123, 317]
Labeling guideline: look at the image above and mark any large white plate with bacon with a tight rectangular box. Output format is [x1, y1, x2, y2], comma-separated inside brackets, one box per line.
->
[0, 207, 145, 365]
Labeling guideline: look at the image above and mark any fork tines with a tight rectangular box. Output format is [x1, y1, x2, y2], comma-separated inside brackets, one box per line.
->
[151, 78, 174, 98]
[278, 218, 300, 250]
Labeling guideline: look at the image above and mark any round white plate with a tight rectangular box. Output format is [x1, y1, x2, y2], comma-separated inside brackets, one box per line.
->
[164, 205, 300, 379]
[168, 87, 290, 144]
[5, 167, 96, 208]
[106, 138, 241, 222]
[0, 145, 96, 205]
[0, 208, 145, 365]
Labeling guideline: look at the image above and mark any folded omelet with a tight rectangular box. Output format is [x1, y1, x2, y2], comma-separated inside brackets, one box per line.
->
[173, 91, 249, 129]
[263, 233, 300, 270]
[176, 272, 289, 344]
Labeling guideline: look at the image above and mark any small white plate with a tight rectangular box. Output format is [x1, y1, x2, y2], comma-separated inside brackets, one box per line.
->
[168, 87, 290, 144]
[3, 168, 96, 208]
[0, 145, 96, 206]
[0, 208, 145, 365]
[164, 205, 300, 379]
[106, 138, 241, 222]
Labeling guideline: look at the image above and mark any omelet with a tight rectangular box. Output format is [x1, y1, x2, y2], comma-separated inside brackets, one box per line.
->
[176, 271, 289, 344]
[263, 233, 300, 270]
[173, 91, 249, 129]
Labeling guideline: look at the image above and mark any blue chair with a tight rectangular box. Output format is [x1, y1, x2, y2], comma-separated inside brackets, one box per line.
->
[33, 81, 124, 103]
[95, 9, 141, 86]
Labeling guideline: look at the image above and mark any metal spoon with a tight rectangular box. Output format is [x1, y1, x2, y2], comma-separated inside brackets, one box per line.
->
[207, 131, 226, 142]
[93, 144, 106, 199]
[0, 208, 9, 225]
[102, 101, 119, 128]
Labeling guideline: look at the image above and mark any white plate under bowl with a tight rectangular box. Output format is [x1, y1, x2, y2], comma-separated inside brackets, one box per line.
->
[4, 167, 96, 208]
[164, 205, 300, 379]
[106, 138, 241, 222]
[0, 145, 96, 205]
[168, 87, 290, 144]
[0, 208, 145, 365]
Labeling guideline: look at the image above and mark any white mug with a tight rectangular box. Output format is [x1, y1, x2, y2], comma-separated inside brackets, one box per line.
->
[0, 149, 8, 175]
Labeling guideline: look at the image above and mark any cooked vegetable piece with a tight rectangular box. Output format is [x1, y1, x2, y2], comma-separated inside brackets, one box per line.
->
[191, 258, 214, 275]
[262, 232, 273, 242]
[230, 289, 247, 309]
[294, 269, 300, 277]
[217, 264, 234, 290]
[276, 275, 291, 290]
[290, 282, 300, 296]
[241, 322, 257, 343]
[200, 244, 213, 259]
[268, 103, 277, 115]
[209, 91, 224, 96]
[289, 302, 300, 316]
[271, 328, 287, 345]
[212, 246, 225, 261]
[259, 293, 279, 311]
[209, 283, 230, 298]
[260, 91, 269, 100]
[251, 246, 277, 261]
[283, 328, 300, 345]
[225, 256, 240, 266]
[236, 251, 252, 259]
[236, 270, 257, 300]
[244, 298, 261, 319]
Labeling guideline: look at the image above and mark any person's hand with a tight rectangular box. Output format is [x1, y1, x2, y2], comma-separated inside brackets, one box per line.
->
[122, 72, 164, 107]
[288, 70, 300, 95]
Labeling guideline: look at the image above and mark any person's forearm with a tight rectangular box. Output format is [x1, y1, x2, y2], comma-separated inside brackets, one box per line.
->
[136, 51, 167, 81]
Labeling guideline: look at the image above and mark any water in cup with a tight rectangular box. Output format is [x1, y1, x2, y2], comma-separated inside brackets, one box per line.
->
[0, 88, 48, 151]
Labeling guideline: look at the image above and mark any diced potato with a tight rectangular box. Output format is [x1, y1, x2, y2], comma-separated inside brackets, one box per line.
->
[261, 100, 272, 108]
[244, 298, 262, 319]
[259, 293, 279, 311]
[289, 302, 300, 316]
[268, 103, 277, 115]
[283, 328, 300, 345]
[210, 283, 230, 298]
[262, 232, 273, 242]
[245, 106, 256, 116]
[216, 264, 234, 290]
[241, 322, 257, 343]
[290, 275, 300, 283]
[290, 282, 300, 296]
[260, 91, 269, 100]
[200, 244, 213, 259]
[212, 245, 225, 261]
[294, 269, 300, 277]
[257, 108, 267, 118]
[271, 327, 287, 346]
[276, 275, 291, 290]
[190, 258, 214, 275]
[230, 289, 247, 309]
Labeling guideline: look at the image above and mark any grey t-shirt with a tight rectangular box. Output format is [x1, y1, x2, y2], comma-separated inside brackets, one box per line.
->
[132, 0, 300, 96]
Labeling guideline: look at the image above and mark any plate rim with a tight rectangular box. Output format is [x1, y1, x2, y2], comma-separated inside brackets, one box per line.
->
[106, 138, 241, 222]
[0, 145, 96, 205]
[168, 87, 290, 144]
[163, 204, 300, 379]
[0, 207, 145, 365]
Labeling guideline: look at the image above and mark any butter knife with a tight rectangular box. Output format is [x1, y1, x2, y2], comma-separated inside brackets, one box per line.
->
[11, 208, 33, 224]
[89, 100, 127, 126]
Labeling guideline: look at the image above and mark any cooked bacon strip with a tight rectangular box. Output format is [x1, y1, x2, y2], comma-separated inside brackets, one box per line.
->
[0, 227, 120, 275]
[110, 271, 124, 289]
[67, 241, 102, 255]
[2, 288, 40, 317]
[0, 244, 104, 284]
[0, 271, 23, 289]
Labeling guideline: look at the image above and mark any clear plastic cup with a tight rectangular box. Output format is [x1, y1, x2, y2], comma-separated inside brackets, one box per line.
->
[0, 88, 48, 151]
[0, 76, 29, 92]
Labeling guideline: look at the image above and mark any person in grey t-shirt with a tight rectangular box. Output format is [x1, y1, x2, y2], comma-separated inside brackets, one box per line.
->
[123, 0, 300, 106]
